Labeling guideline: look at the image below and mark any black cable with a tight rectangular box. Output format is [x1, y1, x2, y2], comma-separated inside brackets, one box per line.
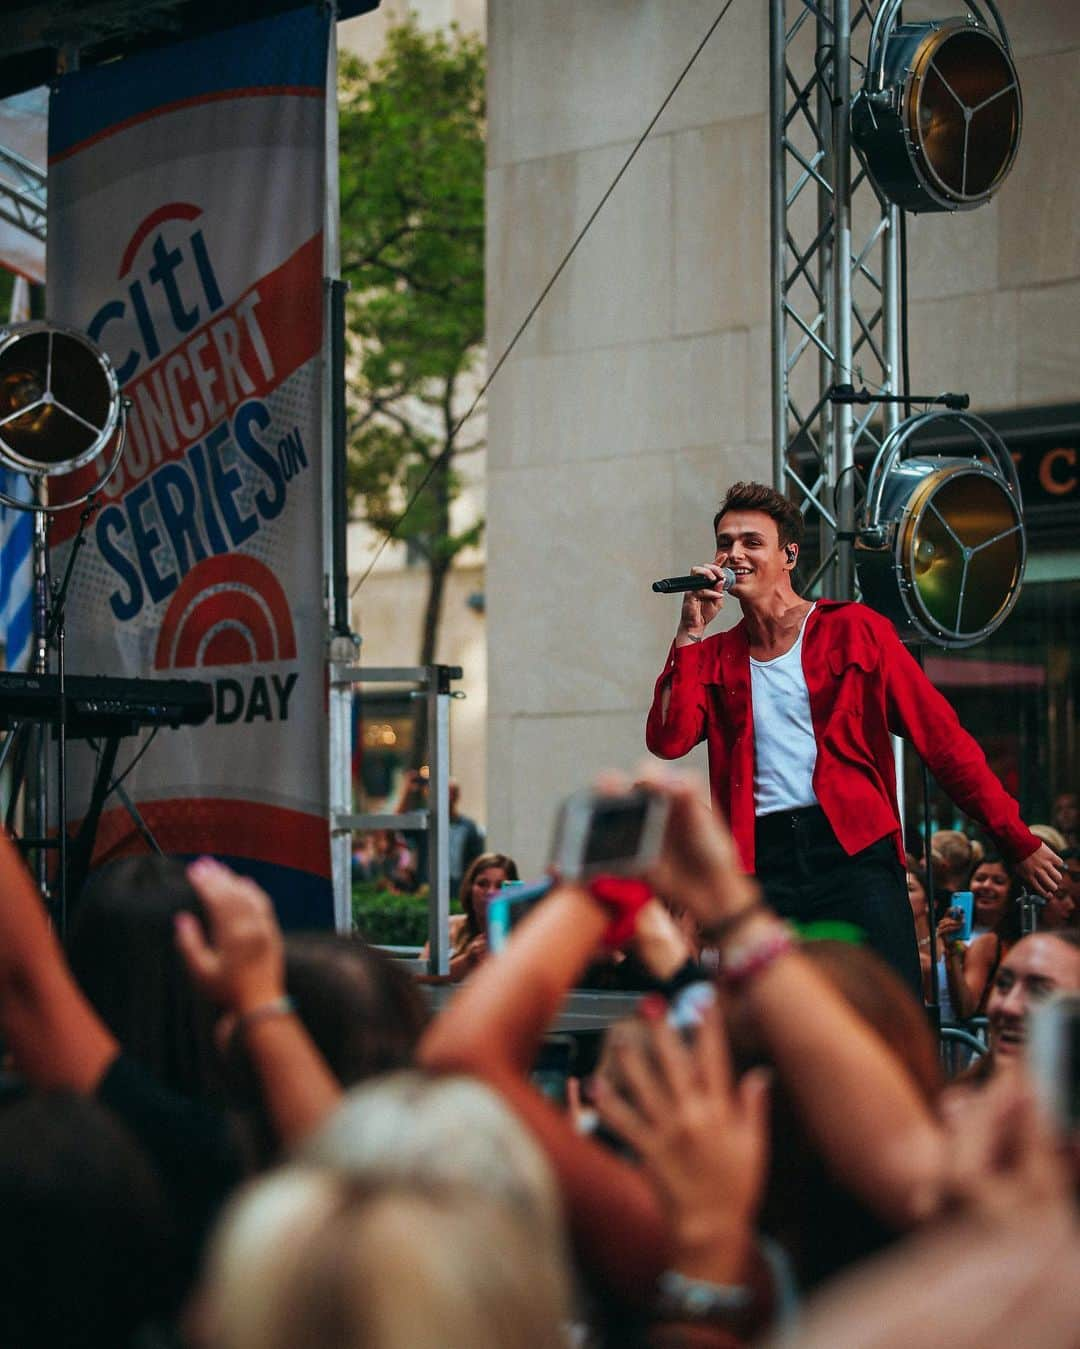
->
[350, 0, 741, 598]
[88, 725, 161, 797]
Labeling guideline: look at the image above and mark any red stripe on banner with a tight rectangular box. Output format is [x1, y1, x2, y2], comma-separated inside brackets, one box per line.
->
[48, 86, 325, 165]
[119, 203, 203, 279]
[50, 230, 323, 543]
[83, 798, 332, 877]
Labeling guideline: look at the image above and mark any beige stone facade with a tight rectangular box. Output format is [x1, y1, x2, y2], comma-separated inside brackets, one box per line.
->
[338, 1, 490, 827]
[485, 0, 1080, 873]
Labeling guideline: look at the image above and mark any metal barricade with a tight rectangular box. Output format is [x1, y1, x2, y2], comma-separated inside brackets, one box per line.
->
[939, 1015, 990, 1076]
[330, 663, 461, 976]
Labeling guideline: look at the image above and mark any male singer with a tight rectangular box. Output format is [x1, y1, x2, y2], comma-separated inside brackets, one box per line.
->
[647, 480, 1061, 992]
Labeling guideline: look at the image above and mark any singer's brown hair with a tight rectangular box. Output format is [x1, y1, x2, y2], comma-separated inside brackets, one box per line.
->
[714, 481, 804, 550]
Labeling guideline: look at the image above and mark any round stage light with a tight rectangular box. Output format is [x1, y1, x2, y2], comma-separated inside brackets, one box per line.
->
[851, 11, 1022, 212]
[0, 322, 121, 476]
[855, 413, 1025, 649]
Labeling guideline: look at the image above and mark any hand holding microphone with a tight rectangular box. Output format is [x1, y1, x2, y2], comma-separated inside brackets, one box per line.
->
[652, 567, 737, 595]
[654, 564, 736, 646]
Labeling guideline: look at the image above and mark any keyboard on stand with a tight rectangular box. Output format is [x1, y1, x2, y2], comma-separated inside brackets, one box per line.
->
[0, 672, 213, 738]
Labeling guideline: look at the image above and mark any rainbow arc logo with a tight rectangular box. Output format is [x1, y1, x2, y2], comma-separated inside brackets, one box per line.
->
[154, 554, 296, 669]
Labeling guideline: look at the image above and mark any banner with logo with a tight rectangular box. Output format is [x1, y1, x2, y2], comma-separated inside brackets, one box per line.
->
[47, 7, 332, 925]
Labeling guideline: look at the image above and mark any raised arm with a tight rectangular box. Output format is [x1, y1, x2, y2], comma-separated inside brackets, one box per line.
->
[951, 932, 999, 1021]
[418, 879, 670, 1301]
[641, 769, 948, 1230]
[177, 858, 342, 1149]
[646, 643, 710, 758]
[0, 828, 118, 1091]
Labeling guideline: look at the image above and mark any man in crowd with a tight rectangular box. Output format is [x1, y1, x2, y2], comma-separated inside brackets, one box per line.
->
[983, 930, 1080, 1071]
[1051, 790, 1078, 849]
[647, 480, 1061, 994]
[396, 770, 484, 895]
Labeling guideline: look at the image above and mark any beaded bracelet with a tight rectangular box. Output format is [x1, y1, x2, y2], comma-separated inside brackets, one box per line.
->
[720, 926, 795, 991]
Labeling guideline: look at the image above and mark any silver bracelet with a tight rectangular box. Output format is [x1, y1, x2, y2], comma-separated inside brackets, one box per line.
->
[235, 995, 296, 1035]
[682, 630, 705, 644]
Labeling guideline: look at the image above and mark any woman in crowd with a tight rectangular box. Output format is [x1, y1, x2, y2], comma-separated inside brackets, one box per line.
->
[930, 829, 982, 900]
[194, 1169, 572, 1349]
[421, 850, 519, 981]
[939, 854, 1023, 1019]
[0, 834, 344, 1320]
[67, 856, 224, 1104]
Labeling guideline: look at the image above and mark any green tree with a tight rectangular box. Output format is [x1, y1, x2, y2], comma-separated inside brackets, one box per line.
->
[339, 20, 485, 745]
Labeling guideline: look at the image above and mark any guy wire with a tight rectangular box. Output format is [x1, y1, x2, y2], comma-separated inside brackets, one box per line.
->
[350, 0, 742, 597]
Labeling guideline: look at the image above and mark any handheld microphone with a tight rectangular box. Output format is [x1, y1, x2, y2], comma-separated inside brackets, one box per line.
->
[652, 567, 736, 595]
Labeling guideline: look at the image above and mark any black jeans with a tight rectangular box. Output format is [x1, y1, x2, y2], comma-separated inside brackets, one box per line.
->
[754, 805, 921, 998]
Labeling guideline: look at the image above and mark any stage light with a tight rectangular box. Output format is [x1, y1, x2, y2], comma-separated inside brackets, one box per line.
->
[851, 6, 1022, 212]
[0, 322, 121, 476]
[855, 412, 1025, 649]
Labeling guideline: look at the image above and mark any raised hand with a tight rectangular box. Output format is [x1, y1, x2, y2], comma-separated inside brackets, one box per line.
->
[941, 1071, 1072, 1225]
[175, 857, 285, 1017]
[936, 909, 965, 947]
[593, 998, 770, 1280]
[635, 767, 759, 929]
[677, 562, 728, 643]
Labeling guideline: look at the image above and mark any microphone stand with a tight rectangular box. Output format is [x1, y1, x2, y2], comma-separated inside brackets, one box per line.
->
[913, 645, 941, 1038]
[1018, 889, 1044, 936]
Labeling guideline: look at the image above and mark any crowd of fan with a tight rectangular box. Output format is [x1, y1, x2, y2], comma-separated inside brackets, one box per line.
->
[0, 773, 1077, 1349]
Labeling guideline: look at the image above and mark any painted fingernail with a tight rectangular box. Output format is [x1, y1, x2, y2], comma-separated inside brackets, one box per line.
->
[638, 993, 667, 1022]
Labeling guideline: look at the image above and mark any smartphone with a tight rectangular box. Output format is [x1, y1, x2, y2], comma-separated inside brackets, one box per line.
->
[949, 889, 974, 943]
[1027, 992, 1080, 1136]
[486, 877, 555, 954]
[549, 787, 669, 882]
[531, 1034, 576, 1110]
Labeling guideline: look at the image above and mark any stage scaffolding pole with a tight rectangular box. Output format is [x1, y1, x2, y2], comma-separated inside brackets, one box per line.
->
[769, 0, 906, 811]
[769, 0, 903, 601]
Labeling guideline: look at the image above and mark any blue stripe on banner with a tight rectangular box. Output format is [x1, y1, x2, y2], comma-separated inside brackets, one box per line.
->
[0, 469, 33, 672]
[49, 5, 330, 160]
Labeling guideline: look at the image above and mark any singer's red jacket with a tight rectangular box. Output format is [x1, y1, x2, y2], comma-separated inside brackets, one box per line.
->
[646, 599, 1039, 874]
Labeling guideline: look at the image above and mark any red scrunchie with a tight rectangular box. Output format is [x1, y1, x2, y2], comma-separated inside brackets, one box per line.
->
[587, 874, 653, 949]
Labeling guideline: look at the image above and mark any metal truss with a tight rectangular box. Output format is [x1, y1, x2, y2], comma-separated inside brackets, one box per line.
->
[769, 0, 902, 598]
[0, 143, 46, 243]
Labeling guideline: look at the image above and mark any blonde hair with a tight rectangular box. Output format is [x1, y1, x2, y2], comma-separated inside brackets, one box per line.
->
[199, 1169, 572, 1349]
[1029, 823, 1068, 854]
[302, 1072, 564, 1246]
[931, 830, 983, 886]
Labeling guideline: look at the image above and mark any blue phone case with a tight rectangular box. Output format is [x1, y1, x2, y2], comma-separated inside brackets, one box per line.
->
[951, 889, 974, 943]
[487, 877, 555, 953]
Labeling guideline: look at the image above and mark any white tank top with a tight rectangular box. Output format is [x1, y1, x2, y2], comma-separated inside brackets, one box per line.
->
[750, 604, 818, 816]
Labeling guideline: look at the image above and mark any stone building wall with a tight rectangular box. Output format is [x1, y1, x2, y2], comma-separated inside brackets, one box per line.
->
[485, 0, 1080, 871]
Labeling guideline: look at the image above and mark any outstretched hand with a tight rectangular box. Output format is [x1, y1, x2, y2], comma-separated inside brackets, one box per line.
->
[593, 998, 770, 1275]
[175, 857, 285, 1016]
[1015, 841, 1063, 902]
